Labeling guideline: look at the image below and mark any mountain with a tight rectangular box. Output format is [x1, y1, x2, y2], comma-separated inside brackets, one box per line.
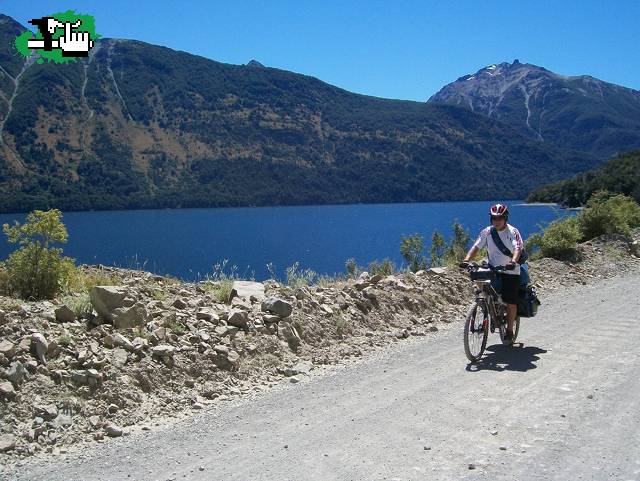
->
[0, 16, 598, 213]
[429, 60, 640, 159]
[527, 149, 640, 207]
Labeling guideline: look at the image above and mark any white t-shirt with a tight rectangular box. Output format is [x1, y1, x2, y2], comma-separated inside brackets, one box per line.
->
[472, 223, 523, 276]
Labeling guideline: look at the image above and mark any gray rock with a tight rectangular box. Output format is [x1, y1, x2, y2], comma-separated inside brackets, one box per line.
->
[227, 309, 249, 328]
[90, 286, 128, 321]
[0, 340, 16, 359]
[151, 345, 175, 357]
[0, 382, 15, 399]
[105, 424, 123, 437]
[37, 404, 58, 420]
[172, 298, 188, 309]
[111, 348, 128, 368]
[289, 373, 309, 383]
[0, 435, 16, 452]
[112, 304, 148, 329]
[261, 297, 293, 318]
[55, 304, 76, 323]
[280, 322, 301, 350]
[428, 267, 448, 275]
[196, 309, 219, 322]
[31, 333, 48, 364]
[284, 360, 313, 377]
[104, 333, 134, 350]
[231, 281, 265, 302]
[6, 360, 26, 385]
[262, 314, 280, 324]
[0, 309, 5, 325]
[53, 413, 73, 429]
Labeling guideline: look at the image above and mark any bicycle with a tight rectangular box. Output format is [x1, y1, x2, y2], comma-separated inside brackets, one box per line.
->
[459, 261, 521, 363]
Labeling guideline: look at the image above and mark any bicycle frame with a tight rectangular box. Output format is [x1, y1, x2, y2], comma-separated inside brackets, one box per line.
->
[473, 279, 505, 330]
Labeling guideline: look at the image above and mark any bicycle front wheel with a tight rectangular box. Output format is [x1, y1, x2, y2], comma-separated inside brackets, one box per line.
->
[464, 301, 488, 363]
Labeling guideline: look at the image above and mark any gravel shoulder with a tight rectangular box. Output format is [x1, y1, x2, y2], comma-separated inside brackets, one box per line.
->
[6, 271, 640, 481]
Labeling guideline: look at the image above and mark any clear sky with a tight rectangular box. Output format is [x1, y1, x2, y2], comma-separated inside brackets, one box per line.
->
[3, 0, 639, 101]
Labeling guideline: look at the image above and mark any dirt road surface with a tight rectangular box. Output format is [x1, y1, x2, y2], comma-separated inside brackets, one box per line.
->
[5, 274, 640, 481]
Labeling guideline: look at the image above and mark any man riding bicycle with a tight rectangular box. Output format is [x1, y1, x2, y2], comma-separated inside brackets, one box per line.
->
[462, 204, 523, 344]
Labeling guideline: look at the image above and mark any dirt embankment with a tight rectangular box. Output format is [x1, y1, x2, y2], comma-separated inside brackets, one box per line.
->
[0, 233, 638, 465]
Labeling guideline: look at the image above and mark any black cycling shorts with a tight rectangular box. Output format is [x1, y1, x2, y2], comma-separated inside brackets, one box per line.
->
[498, 273, 520, 305]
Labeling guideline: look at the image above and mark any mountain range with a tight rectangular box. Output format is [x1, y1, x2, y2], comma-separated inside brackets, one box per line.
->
[1, 15, 637, 213]
[429, 60, 640, 159]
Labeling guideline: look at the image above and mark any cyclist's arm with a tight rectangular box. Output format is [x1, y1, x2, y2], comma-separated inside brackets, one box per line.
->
[510, 227, 524, 264]
[464, 245, 480, 262]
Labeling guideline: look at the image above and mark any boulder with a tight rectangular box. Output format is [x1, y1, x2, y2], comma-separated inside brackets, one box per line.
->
[31, 333, 48, 364]
[196, 309, 219, 323]
[230, 281, 265, 302]
[280, 322, 301, 350]
[284, 360, 313, 377]
[261, 297, 293, 318]
[0, 435, 16, 452]
[262, 314, 280, 324]
[89, 286, 128, 321]
[151, 345, 175, 357]
[6, 360, 26, 385]
[428, 267, 448, 275]
[54, 304, 76, 323]
[227, 309, 249, 328]
[112, 304, 148, 329]
[0, 382, 15, 400]
[172, 298, 188, 310]
[104, 333, 134, 350]
[0, 340, 16, 359]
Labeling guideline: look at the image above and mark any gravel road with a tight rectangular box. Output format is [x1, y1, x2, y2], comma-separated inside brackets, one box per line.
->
[5, 273, 640, 481]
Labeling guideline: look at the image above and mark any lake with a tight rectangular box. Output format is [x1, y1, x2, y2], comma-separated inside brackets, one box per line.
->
[0, 201, 572, 282]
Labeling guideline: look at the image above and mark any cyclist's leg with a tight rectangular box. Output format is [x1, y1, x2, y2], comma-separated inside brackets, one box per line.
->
[499, 273, 520, 334]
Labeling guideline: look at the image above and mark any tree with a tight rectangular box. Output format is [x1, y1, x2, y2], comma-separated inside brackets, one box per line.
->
[429, 230, 446, 267]
[400, 234, 427, 272]
[2, 209, 76, 300]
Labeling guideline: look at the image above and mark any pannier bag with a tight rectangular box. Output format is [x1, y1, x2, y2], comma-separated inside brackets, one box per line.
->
[517, 285, 541, 318]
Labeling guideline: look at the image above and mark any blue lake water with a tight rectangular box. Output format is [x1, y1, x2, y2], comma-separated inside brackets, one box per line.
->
[0, 201, 573, 282]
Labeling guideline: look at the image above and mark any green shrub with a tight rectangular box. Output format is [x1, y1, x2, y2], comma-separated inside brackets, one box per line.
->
[526, 216, 581, 261]
[2, 209, 77, 300]
[285, 261, 317, 288]
[344, 258, 360, 278]
[367, 258, 396, 276]
[0, 263, 10, 296]
[202, 259, 238, 303]
[443, 222, 471, 267]
[429, 231, 446, 268]
[61, 294, 93, 319]
[400, 234, 428, 272]
[578, 191, 640, 240]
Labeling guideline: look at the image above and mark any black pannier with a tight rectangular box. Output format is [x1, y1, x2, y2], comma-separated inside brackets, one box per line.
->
[517, 285, 541, 317]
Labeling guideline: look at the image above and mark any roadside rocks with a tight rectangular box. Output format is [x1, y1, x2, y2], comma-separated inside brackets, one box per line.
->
[231, 281, 265, 302]
[31, 333, 48, 364]
[227, 309, 249, 328]
[0, 239, 633, 463]
[261, 297, 293, 318]
[90, 286, 147, 328]
[54, 304, 76, 323]
[0, 381, 15, 400]
[0, 434, 16, 452]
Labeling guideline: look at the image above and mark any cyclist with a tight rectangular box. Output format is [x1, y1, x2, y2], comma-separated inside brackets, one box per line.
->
[462, 204, 523, 344]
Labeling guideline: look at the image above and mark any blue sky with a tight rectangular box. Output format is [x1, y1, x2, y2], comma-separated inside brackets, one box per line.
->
[3, 1, 639, 101]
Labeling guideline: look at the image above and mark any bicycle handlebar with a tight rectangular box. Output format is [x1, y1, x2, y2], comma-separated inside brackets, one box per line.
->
[458, 261, 515, 272]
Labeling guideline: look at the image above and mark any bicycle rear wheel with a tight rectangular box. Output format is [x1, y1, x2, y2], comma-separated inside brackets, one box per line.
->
[464, 302, 488, 363]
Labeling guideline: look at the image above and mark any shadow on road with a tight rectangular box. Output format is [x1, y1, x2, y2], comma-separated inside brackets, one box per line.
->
[466, 343, 548, 372]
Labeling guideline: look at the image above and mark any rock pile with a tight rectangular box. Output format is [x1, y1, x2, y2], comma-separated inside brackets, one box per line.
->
[0, 231, 638, 464]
